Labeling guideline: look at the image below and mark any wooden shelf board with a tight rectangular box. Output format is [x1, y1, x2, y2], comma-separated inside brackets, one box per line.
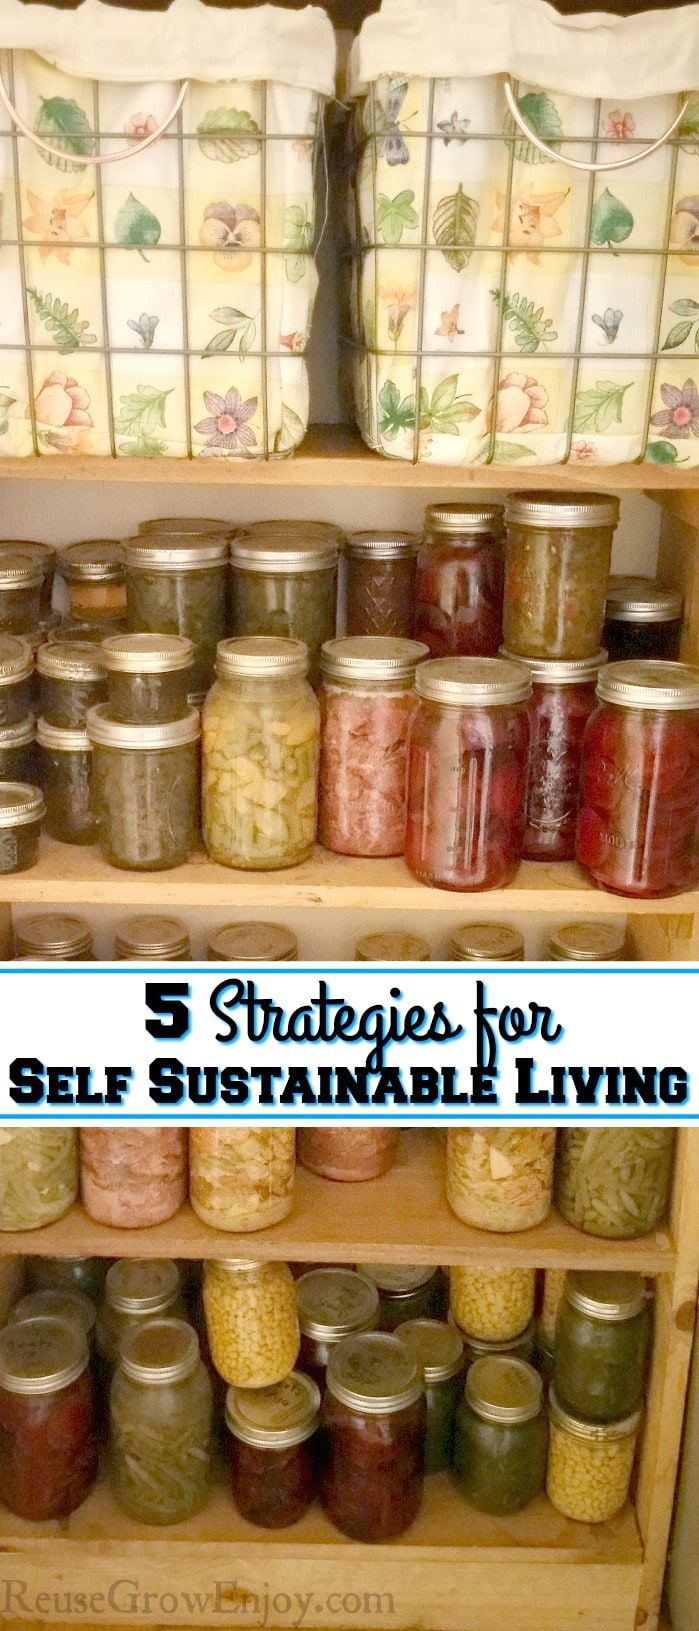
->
[0, 1133, 675, 1269]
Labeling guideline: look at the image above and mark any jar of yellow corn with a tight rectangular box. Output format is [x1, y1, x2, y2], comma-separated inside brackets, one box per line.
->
[203, 1259, 300, 1388]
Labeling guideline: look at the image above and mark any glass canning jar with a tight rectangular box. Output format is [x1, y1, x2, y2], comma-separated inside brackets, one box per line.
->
[345, 532, 418, 639]
[539, 1268, 567, 1351]
[37, 718, 98, 845]
[59, 541, 127, 623]
[81, 1130, 187, 1227]
[447, 1129, 555, 1231]
[319, 636, 428, 857]
[355, 931, 430, 961]
[0, 782, 44, 872]
[0, 636, 33, 726]
[15, 912, 93, 960]
[556, 1129, 675, 1239]
[576, 660, 699, 897]
[547, 1390, 641, 1523]
[101, 633, 194, 724]
[27, 1257, 105, 1303]
[88, 706, 200, 871]
[395, 1318, 464, 1472]
[37, 640, 106, 729]
[503, 493, 619, 660]
[298, 1129, 400, 1183]
[296, 1269, 379, 1385]
[449, 1266, 536, 1343]
[97, 1259, 184, 1372]
[114, 914, 191, 961]
[0, 551, 43, 634]
[0, 542, 56, 620]
[453, 1355, 546, 1514]
[9, 1288, 96, 1349]
[203, 1259, 300, 1388]
[548, 921, 627, 961]
[207, 922, 298, 962]
[0, 716, 36, 785]
[455, 1318, 536, 1370]
[0, 1316, 97, 1520]
[110, 1319, 213, 1524]
[500, 648, 605, 862]
[604, 579, 683, 663]
[321, 1331, 425, 1541]
[554, 1271, 650, 1422]
[229, 523, 342, 679]
[449, 923, 524, 961]
[226, 1371, 320, 1527]
[202, 637, 319, 871]
[124, 533, 227, 694]
[0, 1128, 77, 1230]
[415, 503, 504, 658]
[189, 1128, 296, 1232]
[405, 657, 531, 891]
[356, 1265, 443, 1331]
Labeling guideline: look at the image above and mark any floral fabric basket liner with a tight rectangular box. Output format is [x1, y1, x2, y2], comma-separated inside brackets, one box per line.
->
[0, 0, 335, 459]
[346, 0, 699, 466]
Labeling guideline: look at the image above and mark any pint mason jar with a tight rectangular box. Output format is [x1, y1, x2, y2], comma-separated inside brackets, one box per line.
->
[395, 1318, 464, 1472]
[503, 493, 619, 660]
[546, 1390, 641, 1523]
[81, 1130, 187, 1228]
[97, 1259, 184, 1372]
[415, 503, 504, 658]
[447, 1129, 555, 1232]
[226, 1371, 320, 1528]
[500, 648, 605, 862]
[124, 533, 227, 694]
[190, 1127, 296, 1232]
[0, 716, 36, 785]
[296, 1268, 379, 1385]
[88, 706, 200, 870]
[203, 1258, 300, 1387]
[319, 636, 428, 857]
[345, 532, 418, 639]
[229, 523, 341, 679]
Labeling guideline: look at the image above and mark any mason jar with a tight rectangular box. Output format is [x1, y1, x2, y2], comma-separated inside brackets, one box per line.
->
[298, 1129, 400, 1183]
[356, 1265, 443, 1331]
[503, 493, 619, 659]
[556, 1129, 675, 1239]
[0, 782, 44, 873]
[415, 503, 504, 658]
[449, 923, 524, 961]
[577, 660, 699, 897]
[0, 635, 33, 725]
[355, 931, 430, 961]
[88, 706, 200, 870]
[547, 1390, 641, 1522]
[203, 1259, 300, 1387]
[406, 657, 531, 890]
[554, 1271, 650, 1422]
[321, 1332, 425, 1541]
[319, 636, 428, 857]
[0, 1128, 77, 1230]
[190, 1128, 296, 1232]
[15, 912, 93, 961]
[202, 637, 319, 871]
[0, 542, 56, 619]
[449, 1266, 536, 1343]
[296, 1268, 379, 1385]
[0, 1316, 97, 1519]
[547, 921, 628, 961]
[395, 1318, 464, 1471]
[226, 1372, 320, 1527]
[539, 1269, 568, 1351]
[81, 1130, 187, 1227]
[96, 1259, 184, 1372]
[114, 914, 191, 961]
[446, 1129, 555, 1231]
[37, 718, 98, 845]
[454, 1317, 537, 1371]
[124, 533, 227, 694]
[0, 716, 36, 785]
[207, 922, 298, 962]
[58, 541, 127, 624]
[37, 640, 106, 729]
[229, 523, 342, 679]
[9, 1288, 96, 1350]
[27, 1257, 105, 1303]
[453, 1356, 547, 1514]
[111, 1318, 213, 1524]
[604, 579, 683, 663]
[0, 551, 43, 634]
[500, 648, 606, 862]
[101, 633, 194, 724]
[345, 532, 418, 639]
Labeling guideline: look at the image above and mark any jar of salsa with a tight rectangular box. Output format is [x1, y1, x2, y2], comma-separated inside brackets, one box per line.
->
[449, 923, 524, 961]
[547, 921, 627, 961]
[604, 579, 683, 663]
[15, 913, 93, 960]
[406, 657, 530, 890]
[58, 541, 126, 624]
[321, 1331, 425, 1540]
[296, 1268, 379, 1384]
[576, 660, 699, 897]
[500, 648, 606, 862]
[81, 1130, 187, 1227]
[319, 637, 428, 857]
[226, 1372, 320, 1527]
[355, 932, 430, 961]
[356, 1265, 442, 1330]
[415, 504, 504, 658]
[395, 1318, 464, 1471]
[345, 533, 418, 638]
[111, 1319, 213, 1525]
[556, 1129, 674, 1239]
[504, 493, 619, 660]
[0, 1315, 97, 1519]
[553, 1272, 650, 1423]
[207, 922, 298, 961]
[298, 1129, 400, 1183]
[453, 1356, 546, 1514]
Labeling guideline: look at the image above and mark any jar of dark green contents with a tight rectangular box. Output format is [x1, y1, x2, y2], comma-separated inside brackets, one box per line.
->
[101, 633, 194, 724]
[15, 913, 94, 960]
[396, 1319, 464, 1471]
[37, 719, 98, 846]
[0, 636, 33, 726]
[124, 535, 227, 695]
[0, 783, 45, 873]
[87, 707, 200, 871]
[37, 641, 106, 729]
[0, 552, 43, 634]
[0, 717, 36, 785]
[229, 524, 342, 679]
[554, 1272, 650, 1423]
[453, 1356, 547, 1513]
[0, 543, 56, 620]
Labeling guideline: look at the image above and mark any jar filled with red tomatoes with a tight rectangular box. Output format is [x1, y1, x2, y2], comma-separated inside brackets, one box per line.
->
[503, 494, 619, 660]
[414, 504, 504, 658]
[500, 648, 606, 862]
[321, 1332, 425, 1541]
[576, 660, 699, 897]
[405, 657, 531, 891]
[0, 1315, 98, 1520]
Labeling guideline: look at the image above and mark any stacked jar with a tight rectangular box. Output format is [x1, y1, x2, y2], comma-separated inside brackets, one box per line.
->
[57, 541, 127, 629]
[0, 541, 56, 622]
[124, 530, 227, 697]
[228, 522, 342, 681]
[0, 637, 35, 788]
[96, 1259, 185, 1375]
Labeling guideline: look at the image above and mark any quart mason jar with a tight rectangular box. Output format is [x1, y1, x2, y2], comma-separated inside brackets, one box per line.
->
[504, 493, 619, 660]
[0, 1316, 97, 1520]
[395, 1318, 464, 1472]
[0, 1129, 77, 1230]
[449, 923, 524, 961]
[319, 636, 428, 857]
[547, 1390, 641, 1523]
[296, 1268, 379, 1385]
[453, 1356, 547, 1514]
[447, 1129, 555, 1232]
[88, 706, 200, 870]
[15, 912, 93, 960]
[226, 1371, 320, 1527]
[298, 1129, 400, 1183]
[190, 1128, 296, 1232]
[202, 637, 319, 870]
[321, 1331, 425, 1541]
[111, 1318, 213, 1524]
[81, 1130, 187, 1227]
[37, 718, 98, 845]
[0, 716, 36, 784]
[345, 532, 418, 639]
[604, 579, 683, 663]
[114, 914, 191, 961]
[58, 541, 127, 624]
[556, 1129, 675, 1239]
[207, 922, 298, 962]
[405, 657, 531, 890]
[0, 551, 43, 634]
[576, 660, 699, 897]
[0, 782, 44, 873]
[548, 921, 627, 961]
[97, 1259, 184, 1373]
[229, 523, 342, 679]
[37, 640, 106, 729]
[500, 648, 606, 862]
[124, 533, 227, 694]
[101, 633, 194, 724]
[415, 503, 505, 658]
[203, 1259, 300, 1387]
[554, 1271, 650, 1422]
[0, 636, 33, 726]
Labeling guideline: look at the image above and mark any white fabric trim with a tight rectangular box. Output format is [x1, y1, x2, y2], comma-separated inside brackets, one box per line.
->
[0, 0, 336, 94]
[347, 0, 699, 100]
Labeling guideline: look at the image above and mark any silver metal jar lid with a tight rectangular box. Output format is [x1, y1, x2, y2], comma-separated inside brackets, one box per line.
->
[326, 1331, 423, 1414]
[207, 922, 298, 962]
[355, 931, 430, 961]
[124, 536, 227, 570]
[395, 1318, 464, 1384]
[549, 1388, 642, 1443]
[37, 717, 91, 754]
[320, 636, 429, 684]
[226, 1372, 321, 1449]
[37, 640, 104, 683]
[100, 633, 194, 674]
[10, 1288, 96, 1338]
[0, 1315, 88, 1395]
[466, 1355, 543, 1424]
[0, 550, 42, 589]
[120, 1318, 200, 1385]
[106, 1258, 181, 1315]
[216, 636, 309, 678]
[0, 541, 55, 576]
[86, 704, 200, 749]
[548, 921, 627, 962]
[416, 656, 531, 706]
[115, 914, 191, 961]
[0, 782, 45, 827]
[0, 636, 33, 685]
[357, 1264, 437, 1295]
[499, 646, 607, 685]
[605, 578, 683, 624]
[16, 912, 93, 959]
[230, 535, 339, 574]
[296, 1269, 380, 1341]
[425, 502, 504, 536]
[206, 1258, 266, 1277]
[564, 1271, 646, 1322]
[346, 531, 419, 559]
[505, 492, 620, 529]
[450, 923, 525, 962]
[139, 517, 232, 538]
[0, 715, 34, 749]
[596, 659, 699, 711]
[59, 541, 124, 581]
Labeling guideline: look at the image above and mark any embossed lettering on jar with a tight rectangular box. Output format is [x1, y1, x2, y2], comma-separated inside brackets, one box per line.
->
[504, 494, 619, 660]
[81, 1130, 187, 1227]
[321, 1332, 425, 1541]
[319, 636, 428, 857]
[501, 649, 606, 862]
[415, 504, 504, 658]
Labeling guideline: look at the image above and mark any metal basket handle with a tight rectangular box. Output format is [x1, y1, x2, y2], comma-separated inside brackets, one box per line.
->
[0, 70, 189, 166]
[504, 77, 689, 173]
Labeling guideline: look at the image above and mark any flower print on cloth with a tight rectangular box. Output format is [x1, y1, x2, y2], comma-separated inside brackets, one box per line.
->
[650, 380, 699, 440]
[436, 112, 470, 147]
[487, 372, 549, 432]
[592, 308, 623, 344]
[436, 305, 464, 343]
[605, 111, 636, 140]
[30, 370, 92, 430]
[195, 387, 257, 453]
[23, 188, 93, 265]
[571, 440, 598, 462]
[493, 184, 568, 266]
[670, 197, 699, 260]
[125, 113, 158, 143]
[379, 280, 416, 345]
[127, 314, 159, 349]
[280, 332, 304, 352]
[199, 204, 261, 273]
